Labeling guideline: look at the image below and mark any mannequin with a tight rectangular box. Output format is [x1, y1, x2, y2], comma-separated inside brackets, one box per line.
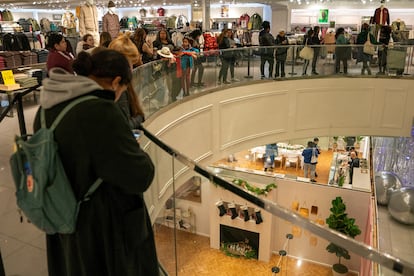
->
[79, 0, 99, 46]
[391, 18, 408, 42]
[371, 1, 390, 26]
[102, 1, 120, 39]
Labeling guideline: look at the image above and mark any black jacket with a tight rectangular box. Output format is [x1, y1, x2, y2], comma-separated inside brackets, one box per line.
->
[35, 69, 158, 276]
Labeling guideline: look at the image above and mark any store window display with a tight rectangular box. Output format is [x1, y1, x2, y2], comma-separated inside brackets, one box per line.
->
[102, 1, 120, 39]
[79, 0, 99, 46]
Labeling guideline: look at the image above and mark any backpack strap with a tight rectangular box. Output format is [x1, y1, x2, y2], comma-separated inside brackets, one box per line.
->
[46, 95, 99, 131]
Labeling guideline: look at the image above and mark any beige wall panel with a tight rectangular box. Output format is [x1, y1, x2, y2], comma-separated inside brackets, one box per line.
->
[218, 91, 289, 150]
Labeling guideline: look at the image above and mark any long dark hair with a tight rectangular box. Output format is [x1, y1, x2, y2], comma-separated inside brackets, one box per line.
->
[72, 50, 132, 85]
[335, 27, 345, 39]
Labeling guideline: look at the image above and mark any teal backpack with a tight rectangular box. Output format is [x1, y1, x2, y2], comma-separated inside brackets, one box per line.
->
[10, 96, 102, 234]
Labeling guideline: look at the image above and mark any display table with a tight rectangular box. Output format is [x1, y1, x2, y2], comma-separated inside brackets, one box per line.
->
[0, 84, 41, 136]
[249, 143, 304, 169]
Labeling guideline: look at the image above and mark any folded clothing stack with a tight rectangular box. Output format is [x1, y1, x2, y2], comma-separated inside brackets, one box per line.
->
[15, 76, 39, 88]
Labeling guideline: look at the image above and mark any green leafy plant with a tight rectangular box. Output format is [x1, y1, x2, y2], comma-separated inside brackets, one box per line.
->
[338, 174, 345, 187]
[356, 136, 364, 143]
[232, 178, 276, 196]
[325, 197, 361, 274]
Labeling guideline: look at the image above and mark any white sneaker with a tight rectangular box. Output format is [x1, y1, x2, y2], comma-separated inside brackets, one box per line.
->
[231, 78, 240, 82]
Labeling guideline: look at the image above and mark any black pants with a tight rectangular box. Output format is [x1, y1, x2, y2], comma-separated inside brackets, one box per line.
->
[275, 60, 286, 77]
[312, 48, 320, 72]
[260, 55, 274, 78]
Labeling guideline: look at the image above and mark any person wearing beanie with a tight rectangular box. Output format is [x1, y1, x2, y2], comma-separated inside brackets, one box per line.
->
[102, 0, 120, 39]
[258, 20, 275, 79]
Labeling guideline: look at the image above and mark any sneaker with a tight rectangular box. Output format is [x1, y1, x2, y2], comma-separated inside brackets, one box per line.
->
[310, 179, 317, 183]
[231, 78, 240, 82]
[223, 81, 231, 84]
[197, 82, 205, 86]
[217, 81, 221, 85]
[261, 75, 265, 80]
[312, 71, 319, 75]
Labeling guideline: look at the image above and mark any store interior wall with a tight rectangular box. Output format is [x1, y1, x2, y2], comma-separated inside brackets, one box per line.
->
[291, 8, 414, 28]
[272, 6, 289, 34]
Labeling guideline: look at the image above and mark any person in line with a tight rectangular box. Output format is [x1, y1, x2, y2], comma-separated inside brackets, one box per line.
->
[377, 25, 391, 75]
[46, 33, 75, 74]
[153, 29, 175, 103]
[227, 30, 240, 82]
[189, 30, 205, 87]
[311, 26, 321, 75]
[76, 33, 95, 55]
[131, 28, 153, 64]
[259, 21, 275, 79]
[302, 141, 318, 182]
[335, 27, 349, 74]
[108, 34, 145, 129]
[274, 30, 288, 78]
[357, 23, 378, 75]
[179, 36, 198, 97]
[37, 49, 158, 276]
[217, 28, 232, 84]
[99, 31, 112, 48]
[302, 29, 314, 76]
[348, 151, 360, 184]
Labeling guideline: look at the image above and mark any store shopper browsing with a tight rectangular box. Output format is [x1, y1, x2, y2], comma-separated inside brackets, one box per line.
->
[37, 49, 158, 276]
[302, 141, 318, 182]
[348, 151, 360, 185]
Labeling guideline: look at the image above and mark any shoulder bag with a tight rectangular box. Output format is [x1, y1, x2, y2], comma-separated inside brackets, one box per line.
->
[299, 38, 314, 60]
[363, 33, 375, 55]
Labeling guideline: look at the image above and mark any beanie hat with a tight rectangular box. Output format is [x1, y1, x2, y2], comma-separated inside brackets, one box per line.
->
[262, 21, 270, 29]
[108, 1, 115, 8]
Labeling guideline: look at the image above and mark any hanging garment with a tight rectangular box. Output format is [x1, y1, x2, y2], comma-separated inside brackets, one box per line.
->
[102, 12, 120, 39]
[62, 11, 77, 29]
[249, 13, 263, 30]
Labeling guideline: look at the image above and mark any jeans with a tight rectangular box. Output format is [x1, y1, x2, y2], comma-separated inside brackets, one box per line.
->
[303, 163, 316, 179]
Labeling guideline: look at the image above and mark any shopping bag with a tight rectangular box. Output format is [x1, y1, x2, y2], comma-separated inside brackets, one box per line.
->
[299, 46, 314, 60]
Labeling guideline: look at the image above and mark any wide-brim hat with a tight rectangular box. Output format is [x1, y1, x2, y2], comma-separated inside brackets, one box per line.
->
[157, 47, 174, 58]
[108, 1, 115, 8]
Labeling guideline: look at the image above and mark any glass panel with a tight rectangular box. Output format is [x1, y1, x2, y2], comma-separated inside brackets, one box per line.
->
[143, 128, 414, 275]
[132, 45, 414, 120]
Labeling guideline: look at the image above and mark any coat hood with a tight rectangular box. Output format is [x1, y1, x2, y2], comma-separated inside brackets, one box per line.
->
[40, 67, 103, 109]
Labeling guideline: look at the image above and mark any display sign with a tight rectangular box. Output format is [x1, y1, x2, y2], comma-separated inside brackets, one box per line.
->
[0, 70, 16, 85]
[318, 9, 329, 23]
[52, 14, 62, 20]
[221, 5, 229, 18]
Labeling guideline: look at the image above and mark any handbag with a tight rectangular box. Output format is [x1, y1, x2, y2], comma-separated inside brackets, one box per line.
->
[363, 33, 375, 55]
[299, 38, 314, 60]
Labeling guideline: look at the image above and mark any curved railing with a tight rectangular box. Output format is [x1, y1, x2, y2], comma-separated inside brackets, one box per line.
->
[134, 45, 414, 275]
[132, 44, 414, 119]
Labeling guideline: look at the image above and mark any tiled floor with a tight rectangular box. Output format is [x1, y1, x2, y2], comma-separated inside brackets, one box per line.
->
[1, 66, 414, 275]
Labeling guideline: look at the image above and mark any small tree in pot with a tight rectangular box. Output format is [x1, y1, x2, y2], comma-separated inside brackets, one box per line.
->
[326, 197, 361, 275]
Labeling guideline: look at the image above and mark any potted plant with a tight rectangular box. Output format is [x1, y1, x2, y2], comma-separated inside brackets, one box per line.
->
[326, 197, 361, 275]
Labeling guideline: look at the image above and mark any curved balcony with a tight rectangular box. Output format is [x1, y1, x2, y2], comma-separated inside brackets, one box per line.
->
[132, 45, 414, 275]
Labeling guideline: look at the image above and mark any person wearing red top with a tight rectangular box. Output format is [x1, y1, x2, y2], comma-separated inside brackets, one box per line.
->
[46, 33, 75, 74]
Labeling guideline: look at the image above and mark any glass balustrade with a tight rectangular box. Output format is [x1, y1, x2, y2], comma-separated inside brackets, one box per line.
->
[140, 124, 414, 276]
[132, 44, 414, 119]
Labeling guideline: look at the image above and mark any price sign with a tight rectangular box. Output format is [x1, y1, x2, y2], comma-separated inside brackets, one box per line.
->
[0, 70, 16, 85]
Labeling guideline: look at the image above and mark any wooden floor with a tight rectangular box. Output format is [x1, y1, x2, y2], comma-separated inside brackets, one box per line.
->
[154, 224, 345, 276]
[154, 149, 360, 275]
